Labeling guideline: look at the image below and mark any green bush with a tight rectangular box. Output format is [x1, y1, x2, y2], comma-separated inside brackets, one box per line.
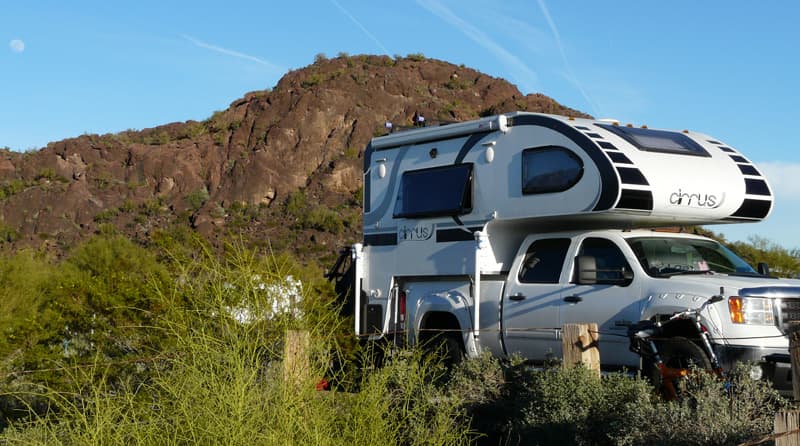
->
[93, 208, 119, 223]
[0, 235, 172, 429]
[455, 359, 788, 446]
[185, 187, 210, 212]
[0, 236, 789, 444]
[178, 121, 206, 140]
[0, 243, 474, 445]
[144, 130, 171, 145]
[0, 179, 29, 200]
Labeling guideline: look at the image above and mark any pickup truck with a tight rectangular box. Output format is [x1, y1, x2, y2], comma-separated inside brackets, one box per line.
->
[329, 112, 799, 392]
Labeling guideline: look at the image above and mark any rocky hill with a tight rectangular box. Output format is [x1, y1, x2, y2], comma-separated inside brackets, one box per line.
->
[0, 54, 588, 261]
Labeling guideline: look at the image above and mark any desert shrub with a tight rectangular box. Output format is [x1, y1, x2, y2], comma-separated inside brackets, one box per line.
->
[0, 235, 172, 429]
[0, 222, 19, 242]
[185, 187, 209, 212]
[344, 349, 476, 446]
[301, 72, 325, 88]
[92, 208, 119, 223]
[144, 130, 171, 145]
[455, 359, 788, 446]
[178, 121, 206, 139]
[305, 207, 344, 234]
[36, 168, 56, 181]
[284, 190, 346, 234]
[0, 179, 29, 200]
[1, 243, 474, 445]
[631, 363, 789, 445]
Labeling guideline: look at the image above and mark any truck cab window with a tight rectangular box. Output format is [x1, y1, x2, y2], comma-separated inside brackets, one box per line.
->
[627, 237, 756, 276]
[518, 238, 571, 283]
[578, 238, 632, 285]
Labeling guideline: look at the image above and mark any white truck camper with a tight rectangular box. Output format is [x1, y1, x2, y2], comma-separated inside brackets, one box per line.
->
[327, 111, 799, 391]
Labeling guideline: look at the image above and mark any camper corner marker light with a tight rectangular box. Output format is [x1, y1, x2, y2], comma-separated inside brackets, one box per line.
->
[482, 141, 496, 163]
[376, 159, 387, 178]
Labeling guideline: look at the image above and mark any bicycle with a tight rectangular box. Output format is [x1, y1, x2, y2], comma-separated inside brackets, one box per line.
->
[628, 294, 725, 400]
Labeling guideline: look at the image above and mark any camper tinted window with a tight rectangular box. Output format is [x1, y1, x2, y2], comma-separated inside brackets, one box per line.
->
[522, 147, 584, 195]
[596, 124, 710, 157]
[393, 163, 473, 218]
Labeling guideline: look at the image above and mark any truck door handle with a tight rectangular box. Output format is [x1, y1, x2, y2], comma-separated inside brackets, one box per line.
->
[563, 295, 583, 304]
[509, 293, 526, 301]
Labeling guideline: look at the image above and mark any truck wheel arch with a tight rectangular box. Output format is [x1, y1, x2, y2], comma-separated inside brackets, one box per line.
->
[418, 311, 465, 363]
[419, 311, 462, 340]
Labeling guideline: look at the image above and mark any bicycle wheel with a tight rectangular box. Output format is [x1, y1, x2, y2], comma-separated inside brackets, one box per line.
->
[647, 336, 712, 399]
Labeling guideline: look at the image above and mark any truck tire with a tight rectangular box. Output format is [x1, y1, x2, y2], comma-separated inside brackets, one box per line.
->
[423, 332, 465, 367]
[646, 337, 712, 398]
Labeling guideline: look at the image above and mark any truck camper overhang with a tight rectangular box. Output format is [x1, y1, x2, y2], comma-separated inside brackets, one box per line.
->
[362, 112, 773, 248]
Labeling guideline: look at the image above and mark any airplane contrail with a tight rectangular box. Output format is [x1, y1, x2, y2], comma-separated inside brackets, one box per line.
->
[329, 0, 391, 55]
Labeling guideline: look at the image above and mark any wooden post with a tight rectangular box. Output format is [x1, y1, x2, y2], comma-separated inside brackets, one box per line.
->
[775, 410, 800, 446]
[790, 327, 800, 402]
[283, 329, 310, 386]
[562, 323, 600, 378]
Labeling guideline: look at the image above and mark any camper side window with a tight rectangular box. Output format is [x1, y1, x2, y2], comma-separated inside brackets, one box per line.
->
[522, 147, 584, 195]
[393, 163, 473, 218]
[518, 238, 571, 284]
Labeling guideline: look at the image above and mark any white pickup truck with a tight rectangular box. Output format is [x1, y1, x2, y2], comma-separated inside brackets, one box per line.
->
[329, 112, 799, 391]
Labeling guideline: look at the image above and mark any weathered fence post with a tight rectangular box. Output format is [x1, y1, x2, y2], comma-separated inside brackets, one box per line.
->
[284, 329, 310, 386]
[775, 410, 800, 446]
[562, 323, 600, 378]
[790, 326, 800, 402]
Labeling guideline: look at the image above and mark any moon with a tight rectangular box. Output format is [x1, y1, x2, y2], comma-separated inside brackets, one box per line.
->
[9, 39, 25, 53]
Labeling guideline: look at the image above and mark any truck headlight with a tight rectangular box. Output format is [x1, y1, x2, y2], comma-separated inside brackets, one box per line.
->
[728, 296, 774, 325]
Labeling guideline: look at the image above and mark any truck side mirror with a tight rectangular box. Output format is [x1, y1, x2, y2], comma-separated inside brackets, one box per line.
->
[757, 262, 771, 277]
[575, 255, 597, 285]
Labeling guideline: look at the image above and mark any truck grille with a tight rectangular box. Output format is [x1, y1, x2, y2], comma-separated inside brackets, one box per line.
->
[778, 298, 800, 334]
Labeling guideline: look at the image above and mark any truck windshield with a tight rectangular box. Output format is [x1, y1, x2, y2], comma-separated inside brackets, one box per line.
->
[626, 237, 756, 277]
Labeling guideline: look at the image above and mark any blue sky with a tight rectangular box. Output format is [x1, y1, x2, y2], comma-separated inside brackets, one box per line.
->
[2, 1, 799, 248]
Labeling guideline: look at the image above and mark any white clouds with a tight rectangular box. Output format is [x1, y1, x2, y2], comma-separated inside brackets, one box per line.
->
[329, 0, 390, 55]
[756, 161, 800, 201]
[536, 0, 598, 116]
[182, 35, 282, 71]
[416, 0, 539, 93]
[9, 39, 24, 53]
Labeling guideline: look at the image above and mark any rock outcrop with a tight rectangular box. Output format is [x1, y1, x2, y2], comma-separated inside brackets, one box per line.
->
[0, 54, 589, 258]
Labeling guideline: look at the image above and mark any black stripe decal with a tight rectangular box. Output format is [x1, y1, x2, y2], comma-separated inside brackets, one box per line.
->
[436, 227, 483, 242]
[509, 115, 619, 211]
[598, 141, 619, 151]
[585, 132, 603, 139]
[730, 155, 748, 163]
[607, 152, 633, 164]
[731, 199, 772, 219]
[617, 167, 650, 185]
[738, 164, 761, 176]
[745, 178, 771, 196]
[364, 233, 397, 246]
[616, 189, 653, 211]
[719, 146, 736, 153]
[454, 133, 488, 165]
